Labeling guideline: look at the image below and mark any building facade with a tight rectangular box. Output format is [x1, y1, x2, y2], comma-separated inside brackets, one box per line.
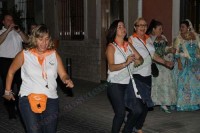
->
[1, 0, 199, 82]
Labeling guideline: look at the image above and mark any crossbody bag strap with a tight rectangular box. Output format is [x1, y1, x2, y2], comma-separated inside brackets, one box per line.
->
[112, 42, 141, 98]
[136, 37, 153, 60]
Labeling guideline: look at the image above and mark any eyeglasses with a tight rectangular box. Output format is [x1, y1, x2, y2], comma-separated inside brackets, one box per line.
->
[135, 24, 148, 28]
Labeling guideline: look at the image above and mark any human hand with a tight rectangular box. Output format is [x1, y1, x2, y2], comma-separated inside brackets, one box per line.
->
[13, 25, 21, 33]
[169, 48, 176, 54]
[7, 24, 15, 32]
[178, 62, 183, 70]
[63, 79, 74, 88]
[165, 61, 174, 68]
[2, 90, 15, 101]
[126, 54, 135, 64]
[134, 58, 143, 67]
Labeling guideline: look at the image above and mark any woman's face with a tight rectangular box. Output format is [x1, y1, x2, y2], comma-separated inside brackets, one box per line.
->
[116, 22, 126, 38]
[153, 25, 163, 36]
[180, 24, 188, 34]
[36, 33, 50, 53]
[135, 19, 148, 36]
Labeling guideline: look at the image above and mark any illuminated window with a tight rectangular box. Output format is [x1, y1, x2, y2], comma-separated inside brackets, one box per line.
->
[58, 0, 84, 40]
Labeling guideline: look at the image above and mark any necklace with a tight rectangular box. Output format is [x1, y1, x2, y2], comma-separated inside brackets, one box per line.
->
[30, 48, 54, 89]
[182, 32, 195, 41]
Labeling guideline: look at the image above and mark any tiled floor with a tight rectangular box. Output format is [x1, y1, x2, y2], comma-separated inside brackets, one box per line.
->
[0, 79, 200, 133]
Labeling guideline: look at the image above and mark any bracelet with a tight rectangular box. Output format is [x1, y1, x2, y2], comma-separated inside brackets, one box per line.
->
[4, 90, 13, 96]
[123, 63, 126, 68]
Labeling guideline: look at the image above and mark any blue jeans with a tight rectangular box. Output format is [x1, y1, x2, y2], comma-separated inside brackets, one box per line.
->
[107, 83, 135, 133]
[19, 96, 59, 133]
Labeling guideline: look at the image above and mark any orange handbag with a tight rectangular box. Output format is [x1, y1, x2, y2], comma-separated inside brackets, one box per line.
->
[28, 93, 47, 113]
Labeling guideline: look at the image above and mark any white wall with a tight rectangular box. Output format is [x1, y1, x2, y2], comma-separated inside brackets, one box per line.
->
[172, 0, 180, 41]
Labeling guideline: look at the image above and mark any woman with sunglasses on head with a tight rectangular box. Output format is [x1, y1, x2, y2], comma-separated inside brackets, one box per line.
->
[106, 19, 143, 133]
[128, 17, 173, 133]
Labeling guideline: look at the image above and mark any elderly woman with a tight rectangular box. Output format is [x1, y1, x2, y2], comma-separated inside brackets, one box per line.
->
[3, 24, 74, 133]
[128, 17, 173, 133]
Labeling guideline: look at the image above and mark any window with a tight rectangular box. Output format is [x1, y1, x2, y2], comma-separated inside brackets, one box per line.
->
[180, 0, 200, 33]
[58, 0, 84, 40]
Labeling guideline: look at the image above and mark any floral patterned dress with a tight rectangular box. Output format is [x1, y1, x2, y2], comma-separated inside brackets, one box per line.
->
[151, 35, 177, 106]
[173, 34, 200, 111]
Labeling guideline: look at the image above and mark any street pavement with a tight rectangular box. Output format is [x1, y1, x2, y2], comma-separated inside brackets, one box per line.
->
[0, 79, 200, 133]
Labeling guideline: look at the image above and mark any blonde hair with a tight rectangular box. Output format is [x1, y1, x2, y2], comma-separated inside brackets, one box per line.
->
[133, 17, 146, 26]
[133, 17, 147, 32]
[26, 24, 55, 50]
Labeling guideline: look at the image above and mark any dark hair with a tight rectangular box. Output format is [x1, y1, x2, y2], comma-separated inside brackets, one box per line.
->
[180, 20, 190, 27]
[106, 20, 127, 45]
[146, 19, 162, 35]
[28, 21, 38, 34]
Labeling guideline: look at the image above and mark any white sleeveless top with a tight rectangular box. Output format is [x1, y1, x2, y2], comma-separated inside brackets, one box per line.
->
[129, 36, 155, 76]
[107, 43, 134, 84]
[19, 50, 58, 98]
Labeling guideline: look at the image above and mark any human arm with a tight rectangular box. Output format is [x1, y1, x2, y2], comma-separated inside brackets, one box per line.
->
[3, 51, 24, 100]
[173, 37, 183, 70]
[106, 43, 135, 72]
[56, 52, 74, 88]
[153, 53, 174, 68]
[15, 27, 29, 43]
[165, 45, 176, 54]
[177, 58, 183, 70]
[128, 38, 144, 67]
[0, 25, 13, 45]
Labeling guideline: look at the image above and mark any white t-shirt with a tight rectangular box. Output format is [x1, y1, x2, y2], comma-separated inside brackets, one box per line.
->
[0, 26, 23, 58]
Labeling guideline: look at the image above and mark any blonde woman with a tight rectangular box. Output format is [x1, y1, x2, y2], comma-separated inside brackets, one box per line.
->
[3, 24, 74, 133]
[128, 18, 173, 133]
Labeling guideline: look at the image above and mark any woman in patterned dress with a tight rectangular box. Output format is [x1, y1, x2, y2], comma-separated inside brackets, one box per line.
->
[173, 19, 200, 111]
[146, 19, 177, 113]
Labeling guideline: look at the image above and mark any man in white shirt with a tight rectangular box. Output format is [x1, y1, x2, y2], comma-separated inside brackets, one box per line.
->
[0, 13, 28, 119]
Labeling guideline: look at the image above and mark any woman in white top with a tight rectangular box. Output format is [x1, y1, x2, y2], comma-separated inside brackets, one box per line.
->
[106, 20, 143, 133]
[128, 18, 173, 133]
[3, 24, 74, 133]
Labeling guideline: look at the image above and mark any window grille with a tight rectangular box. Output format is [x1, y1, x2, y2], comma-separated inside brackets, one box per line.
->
[58, 0, 84, 40]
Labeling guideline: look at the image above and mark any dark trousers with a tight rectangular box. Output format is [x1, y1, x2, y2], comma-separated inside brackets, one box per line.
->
[133, 74, 151, 130]
[107, 83, 135, 133]
[0, 57, 22, 118]
[132, 98, 148, 130]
